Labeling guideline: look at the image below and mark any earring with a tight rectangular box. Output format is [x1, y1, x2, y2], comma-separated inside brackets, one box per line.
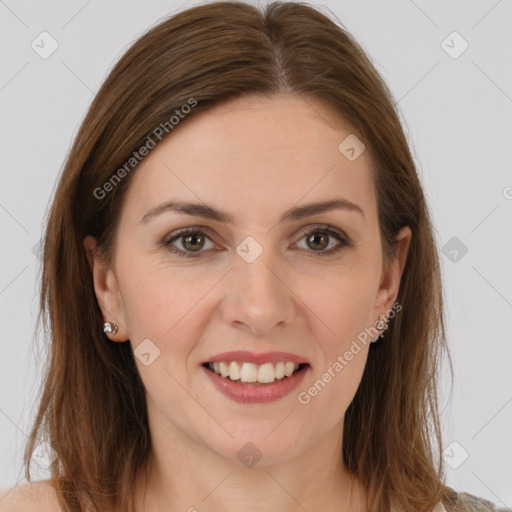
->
[372, 314, 389, 343]
[103, 321, 118, 335]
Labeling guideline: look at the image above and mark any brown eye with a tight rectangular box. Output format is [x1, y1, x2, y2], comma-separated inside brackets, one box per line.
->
[181, 232, 205, 252]
[306, 232, 329, 251]
[163, 224, 353, 259]
[163, 228, 215, 258]
[295, 225, 352, 257]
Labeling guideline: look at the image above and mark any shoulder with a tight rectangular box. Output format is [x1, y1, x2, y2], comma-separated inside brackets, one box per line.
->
[445, 492, 512, 512]
[0, 480, 61, 512]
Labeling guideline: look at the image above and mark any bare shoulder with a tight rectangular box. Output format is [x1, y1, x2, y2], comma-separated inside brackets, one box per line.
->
[0, 480, 62, 512]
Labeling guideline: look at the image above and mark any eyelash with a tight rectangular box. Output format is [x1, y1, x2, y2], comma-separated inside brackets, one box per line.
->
[162, 224, 353, 259]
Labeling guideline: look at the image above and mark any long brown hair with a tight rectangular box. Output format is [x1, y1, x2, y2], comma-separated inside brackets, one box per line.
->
[24, 2, 460, 510]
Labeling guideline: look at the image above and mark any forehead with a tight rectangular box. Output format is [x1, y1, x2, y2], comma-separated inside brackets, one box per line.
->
[122, 94, 376, 227]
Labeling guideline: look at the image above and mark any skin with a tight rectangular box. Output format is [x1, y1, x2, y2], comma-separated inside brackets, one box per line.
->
[83, 93, 411, 512]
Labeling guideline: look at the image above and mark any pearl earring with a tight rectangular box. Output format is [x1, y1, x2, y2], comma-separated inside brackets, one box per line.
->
[103, 321, 118, 335]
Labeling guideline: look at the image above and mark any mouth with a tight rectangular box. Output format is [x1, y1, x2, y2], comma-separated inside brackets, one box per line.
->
[201, 359, 310, 404]
[201, 361, 309, 386]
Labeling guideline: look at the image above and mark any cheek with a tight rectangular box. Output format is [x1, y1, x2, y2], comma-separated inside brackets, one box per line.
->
[114, 258, 185, 340]
[301, 264, 378, 342]
[325, 349, 368, 414]
[118, 269, 205, 398]
[120, 276, 174, 336]
[299, 330, 370, 418]
[116, 259, 217, 362]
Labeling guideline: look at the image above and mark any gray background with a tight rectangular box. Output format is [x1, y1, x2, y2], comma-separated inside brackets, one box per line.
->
[1, 0, 511, 506]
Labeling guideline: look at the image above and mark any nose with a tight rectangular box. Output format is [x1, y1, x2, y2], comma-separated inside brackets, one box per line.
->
[220, 245, 296, 336]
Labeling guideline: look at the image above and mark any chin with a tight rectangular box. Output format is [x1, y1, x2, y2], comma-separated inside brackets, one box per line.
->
[208, 430, 305, 468]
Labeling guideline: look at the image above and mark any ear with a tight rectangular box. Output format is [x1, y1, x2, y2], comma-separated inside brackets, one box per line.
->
[373, 226, 412, 316]
[83, 235, 129, 342]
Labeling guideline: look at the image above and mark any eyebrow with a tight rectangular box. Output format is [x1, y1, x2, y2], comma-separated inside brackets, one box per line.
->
[140, 196, 364, 225]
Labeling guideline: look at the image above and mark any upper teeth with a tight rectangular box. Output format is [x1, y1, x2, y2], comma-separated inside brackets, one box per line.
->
[208, 361, 300, 383]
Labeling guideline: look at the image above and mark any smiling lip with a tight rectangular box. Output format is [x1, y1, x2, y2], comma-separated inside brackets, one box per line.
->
[201, 363, 309, 404]
[201, 350, 310, 366]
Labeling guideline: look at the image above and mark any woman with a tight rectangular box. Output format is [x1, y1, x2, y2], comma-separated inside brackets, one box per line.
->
[0, 2, 508, 511]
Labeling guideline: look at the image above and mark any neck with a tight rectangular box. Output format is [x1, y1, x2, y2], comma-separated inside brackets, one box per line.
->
[133, 426, 367, 512]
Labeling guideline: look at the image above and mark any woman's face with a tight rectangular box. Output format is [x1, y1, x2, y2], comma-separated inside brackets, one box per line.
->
[84, 93, 410, 467]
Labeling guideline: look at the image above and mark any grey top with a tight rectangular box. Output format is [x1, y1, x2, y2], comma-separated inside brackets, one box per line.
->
[436, 492, 511, 512]
[390, 493, 511, 512]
